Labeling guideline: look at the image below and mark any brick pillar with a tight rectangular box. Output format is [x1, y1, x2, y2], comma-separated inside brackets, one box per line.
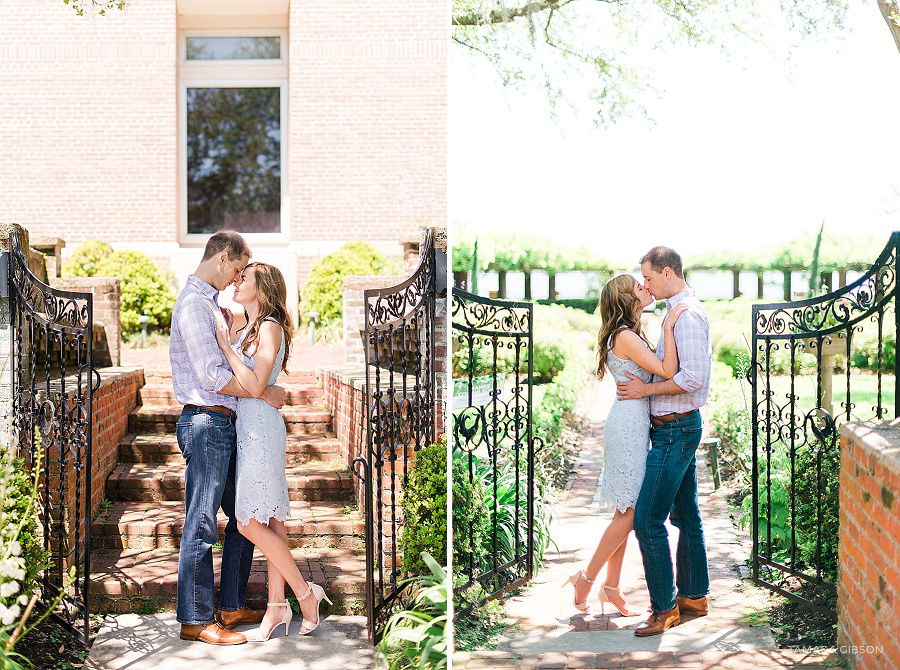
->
[51, 277, 121, 366]
[838, 419, 900, 668]
[342, 274, 407, 367]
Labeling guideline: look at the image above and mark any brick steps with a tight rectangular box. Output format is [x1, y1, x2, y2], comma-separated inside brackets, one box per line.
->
[138, 383, 325, 407]
[91, 546, 366, 614]
[90, 368, 365, 615]
[129, 404, 333, 436]
[106, 461, 354, 503]
[92, 500, 364, 550]
[117, 432, 341, 464]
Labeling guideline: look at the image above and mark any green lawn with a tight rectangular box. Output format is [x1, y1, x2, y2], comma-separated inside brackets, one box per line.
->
[763, 373, 895, 422]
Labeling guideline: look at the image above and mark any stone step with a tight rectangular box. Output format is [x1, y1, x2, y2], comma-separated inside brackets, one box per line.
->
[106, 462, 354, 503]
[128, 404, 333, 436]
[137, 383, 325, 407]
[142, 369, 318, 386]
[92, 500, 364, 550]
[117, 433, 341, 464]
[90, 546, 366, 614]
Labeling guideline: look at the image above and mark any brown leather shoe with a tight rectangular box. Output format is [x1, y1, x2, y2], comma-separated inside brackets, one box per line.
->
[676, 595, 708, 617]
[634, 605, 680, 637]
[216, 606, 266, 629]
[180, 622, 247, 645]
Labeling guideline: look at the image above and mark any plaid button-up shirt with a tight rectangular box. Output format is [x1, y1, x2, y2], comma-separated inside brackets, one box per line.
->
[650, 288, 712, 417]
[169, 275, 237, 410]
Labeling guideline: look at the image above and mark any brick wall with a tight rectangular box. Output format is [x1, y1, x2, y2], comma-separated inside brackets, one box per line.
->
[838, 419, 900, 668]
[89, 367, 144, 520]
[2, 0, 446, 294]
[51, 277, 121, 367]
[320, 368, 368, 508]
[0, 0, 178, 244]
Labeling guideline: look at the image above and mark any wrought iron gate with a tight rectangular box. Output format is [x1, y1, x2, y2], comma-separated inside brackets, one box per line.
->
[353, 229, 443, 644]
[6, 230, 99, 645]
[749, 232, 898, 618]
[451, 289, 540, 618]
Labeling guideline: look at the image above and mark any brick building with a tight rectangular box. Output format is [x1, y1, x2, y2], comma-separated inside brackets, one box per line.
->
[0, 0, 447, 323]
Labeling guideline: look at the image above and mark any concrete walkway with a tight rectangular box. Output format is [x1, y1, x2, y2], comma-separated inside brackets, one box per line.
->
[453, 377, 844, 669]
[85, 613, 375, 669]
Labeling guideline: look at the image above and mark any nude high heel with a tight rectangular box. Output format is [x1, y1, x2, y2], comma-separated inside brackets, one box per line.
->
[297, 583, 332, 635]
[561, 570, 593, 613]
[597, 584, 641, 617]
[244, 602, 293, 642]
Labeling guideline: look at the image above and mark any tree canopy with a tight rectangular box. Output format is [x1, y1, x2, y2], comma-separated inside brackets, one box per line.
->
[453, 228, 613, 274]
[453, 0, 850, 125]
[685, 231, 892, 273]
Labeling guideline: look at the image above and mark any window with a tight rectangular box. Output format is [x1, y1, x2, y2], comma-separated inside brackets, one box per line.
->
[179, 30, 287, 241]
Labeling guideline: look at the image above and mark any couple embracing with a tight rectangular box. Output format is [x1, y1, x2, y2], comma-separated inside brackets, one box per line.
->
[565, 246, 712, 636]
[169, 230, 330, 645]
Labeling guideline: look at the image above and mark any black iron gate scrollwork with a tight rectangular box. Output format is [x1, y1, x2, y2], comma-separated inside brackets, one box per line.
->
[353, 229, 442, 644]
[6, 231, 100, 645]
[749, 232, 898, 618]
[451, 289, 541, 617]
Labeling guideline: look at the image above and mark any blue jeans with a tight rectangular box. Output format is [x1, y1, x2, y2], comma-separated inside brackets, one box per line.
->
[633, 412, 709, 614]
[175, 407, 255, 625]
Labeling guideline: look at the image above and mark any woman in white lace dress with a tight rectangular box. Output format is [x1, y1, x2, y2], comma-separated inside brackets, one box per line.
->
[215, 263, 331, 640]
[564, 274, 687, 616]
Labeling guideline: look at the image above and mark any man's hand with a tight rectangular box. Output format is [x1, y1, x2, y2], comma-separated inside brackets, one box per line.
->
[616, 372, 649, 401]
[261, 385, 286, 409]
[220, 307, 234, 330]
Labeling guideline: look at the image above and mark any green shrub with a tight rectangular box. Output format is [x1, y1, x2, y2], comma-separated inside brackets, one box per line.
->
[715, 335, 749, 378]
[400, 439, 447, 577]
[451, 452, 489, 576]
[301, 241, 402, 323]
[532, 339, 566, 384]
[94, 251, 176, 335]
[62, 239, 113, 277]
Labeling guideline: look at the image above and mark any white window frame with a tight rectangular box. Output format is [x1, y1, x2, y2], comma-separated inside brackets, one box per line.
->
[179, 28, 287, 67]
[178, 29, 289, 246]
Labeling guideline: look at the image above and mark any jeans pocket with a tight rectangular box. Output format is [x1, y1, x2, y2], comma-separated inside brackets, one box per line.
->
[206, 412, 233, 429]
[176, 421, 193, 461]
[681, 426, 702, 460]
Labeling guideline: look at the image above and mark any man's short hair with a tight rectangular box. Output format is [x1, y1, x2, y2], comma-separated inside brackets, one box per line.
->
[201, 230, 251, 262]
[640, 246, 684, 279]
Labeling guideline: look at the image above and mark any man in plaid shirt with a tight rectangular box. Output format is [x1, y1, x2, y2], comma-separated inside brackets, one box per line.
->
[170, 230, 286, 645]
[615, 246, 712, 636]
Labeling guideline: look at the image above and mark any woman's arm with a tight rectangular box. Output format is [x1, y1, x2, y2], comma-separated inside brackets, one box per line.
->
[611, 304, 688, 379]
[215, 319, 281, 398]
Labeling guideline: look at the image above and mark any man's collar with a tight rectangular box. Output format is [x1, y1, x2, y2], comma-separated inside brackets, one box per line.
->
[666, 288, 695, 310]
[187, 274, 218, 298]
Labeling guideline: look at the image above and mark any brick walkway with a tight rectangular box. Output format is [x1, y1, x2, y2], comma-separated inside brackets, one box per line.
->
[453, 377, 845, 669]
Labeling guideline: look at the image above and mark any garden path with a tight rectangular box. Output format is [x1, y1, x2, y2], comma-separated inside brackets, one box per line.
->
[454, 377, 844, 669]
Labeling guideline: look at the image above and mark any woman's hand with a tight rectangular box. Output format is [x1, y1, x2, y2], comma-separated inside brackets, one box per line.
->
[215, 315, 232, 352]
[665, 303, 689, 331]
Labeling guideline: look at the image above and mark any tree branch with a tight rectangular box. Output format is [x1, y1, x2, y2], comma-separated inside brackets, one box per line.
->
[453, 0, 578, 26]
[876, 0, 900, 53]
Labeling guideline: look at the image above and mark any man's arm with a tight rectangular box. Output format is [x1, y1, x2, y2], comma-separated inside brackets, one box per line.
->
[617, 373, 685, 400]
[217, 376, 286, 409]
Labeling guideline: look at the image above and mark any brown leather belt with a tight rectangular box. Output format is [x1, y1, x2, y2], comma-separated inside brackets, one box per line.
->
[650, 409, 699, 427]
[184, 404, 237, 420]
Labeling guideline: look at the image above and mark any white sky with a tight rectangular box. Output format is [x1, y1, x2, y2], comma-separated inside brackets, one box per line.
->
[449, 1, 900, 267]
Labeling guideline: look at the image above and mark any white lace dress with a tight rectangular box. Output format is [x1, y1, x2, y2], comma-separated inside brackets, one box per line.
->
[233, 320, 290, 525]
[599, 341, 653, 514]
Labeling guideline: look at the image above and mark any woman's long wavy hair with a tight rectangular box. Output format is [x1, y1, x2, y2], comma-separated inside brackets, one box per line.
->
[238, 262, 293, 372]
[596, 274, 652, 380]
